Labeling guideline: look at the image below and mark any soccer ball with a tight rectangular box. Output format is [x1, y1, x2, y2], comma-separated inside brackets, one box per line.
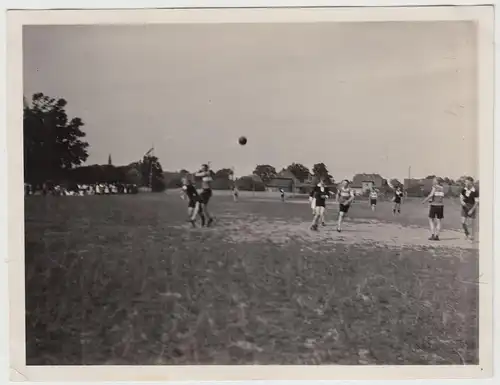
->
[238, 136, 247, 145]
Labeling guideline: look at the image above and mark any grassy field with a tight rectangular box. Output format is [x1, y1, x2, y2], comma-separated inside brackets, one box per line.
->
[25, 192, 479, 365]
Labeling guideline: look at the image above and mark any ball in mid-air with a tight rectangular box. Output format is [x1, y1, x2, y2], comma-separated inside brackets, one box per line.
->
[238, 136, 247, 145]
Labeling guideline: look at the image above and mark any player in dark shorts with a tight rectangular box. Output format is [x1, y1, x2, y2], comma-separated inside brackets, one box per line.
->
[336, 180, 355, 232]
[280, 188, 285, 202]
[180, 176, 205, 227]
[369, 188, 378, 211]
[195, 164, 214, 227]
[422, 177, 445, 241]
[309, 179, 331, 230]
[392, 186, 404, 215]
[460, 176, 479, 241]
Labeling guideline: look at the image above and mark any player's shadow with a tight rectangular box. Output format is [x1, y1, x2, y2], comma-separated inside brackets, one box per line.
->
[437, 237, 461, 241]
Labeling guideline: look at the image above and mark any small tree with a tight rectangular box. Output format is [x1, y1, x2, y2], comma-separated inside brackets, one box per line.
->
[286, 163, 310, 182]
[253, 164, 278, 183]
[312, 162, 334, 185]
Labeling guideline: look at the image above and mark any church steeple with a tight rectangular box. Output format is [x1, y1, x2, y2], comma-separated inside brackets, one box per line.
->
[108, 154, 112, 165]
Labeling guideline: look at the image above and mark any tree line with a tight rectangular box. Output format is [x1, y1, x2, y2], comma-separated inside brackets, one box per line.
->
[24, 93, 166, 192]
[24, 92, 474, 195]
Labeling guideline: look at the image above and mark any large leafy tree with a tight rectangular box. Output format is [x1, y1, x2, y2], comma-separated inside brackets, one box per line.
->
[253, 164, 277, 183]
[286, 163, 310, 182]
[312, 162, 334, 185]
[24, 93, 89, 184]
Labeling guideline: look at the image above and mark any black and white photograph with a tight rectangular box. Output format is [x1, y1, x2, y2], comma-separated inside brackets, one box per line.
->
[6, 5, 495, 382]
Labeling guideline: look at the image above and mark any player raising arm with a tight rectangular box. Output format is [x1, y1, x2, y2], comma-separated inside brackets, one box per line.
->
[195, 163, 215, 227]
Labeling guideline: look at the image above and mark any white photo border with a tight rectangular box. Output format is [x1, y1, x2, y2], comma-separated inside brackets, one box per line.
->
[1, 1, 497, 383]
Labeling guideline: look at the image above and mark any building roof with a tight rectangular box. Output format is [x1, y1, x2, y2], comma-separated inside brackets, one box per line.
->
[353, 173, 384, 180]
[277, 169, 299, 181]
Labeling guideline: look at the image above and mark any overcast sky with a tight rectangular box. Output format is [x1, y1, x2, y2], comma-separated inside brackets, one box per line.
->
[23, 22, 477, 180]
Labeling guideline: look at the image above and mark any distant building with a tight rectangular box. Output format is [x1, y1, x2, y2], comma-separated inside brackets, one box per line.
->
[404, 178, 452, 197]
[352, 173, 386, 189]
[266, 170, 298, 193]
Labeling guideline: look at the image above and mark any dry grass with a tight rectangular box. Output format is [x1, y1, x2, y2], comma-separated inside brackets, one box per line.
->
[25, 194, 479, 365]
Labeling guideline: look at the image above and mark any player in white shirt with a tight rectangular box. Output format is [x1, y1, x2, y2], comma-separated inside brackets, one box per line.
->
[422, 177, 445, 241]
[195, 164, 215, 227]
[369, 188, 378, 211]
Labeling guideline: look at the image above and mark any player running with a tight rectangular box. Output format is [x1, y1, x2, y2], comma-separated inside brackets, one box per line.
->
[195, 163, 215, 227]
[422, 177, 445, 241]
[232, 185, 239, 202]
[460, 176, 479, 241]
[309, 179, 332, 230]
[180, 175, 206, 227]
[336, 180, 355, 233]
[369, 188, 378, 211]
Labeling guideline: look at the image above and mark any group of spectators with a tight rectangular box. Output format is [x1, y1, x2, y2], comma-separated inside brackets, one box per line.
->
[24, 182, 139, 196]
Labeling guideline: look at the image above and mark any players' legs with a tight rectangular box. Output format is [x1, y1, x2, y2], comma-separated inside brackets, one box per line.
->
[428, 217, 436, 239]
[337, 205, 348, 232]
[470, 217, 477, 241]
[320, 206, 326, 226]
[434, 207, 444, 240]
[461, 213, 470, 238]
[435, 218, 442, 239]
[337, 212, 344, 232]
[310, 206, 321, 230]
[428, 207, 436, 239]
[187, 203, 197, 227]
[200, 190, 214, 224]
[194, 201, 206, 226]
[311, 206, 325, 230]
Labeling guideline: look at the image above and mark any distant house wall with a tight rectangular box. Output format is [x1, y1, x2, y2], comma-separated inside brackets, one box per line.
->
[361, 181, 374, 192]
[353, 174, 385, 188]
[266, 177, 294, 192]
[351, 186, 363, 195]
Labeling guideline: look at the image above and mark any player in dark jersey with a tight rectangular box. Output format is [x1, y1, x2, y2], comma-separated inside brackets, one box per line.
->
[460, 176, 479, 241]
[392, 185, 404, 215]
[195, 164, 214, 227]
[422, 177, 445, 241]
[180, 176, 205, 227]
[309, 179, 332, 230]
[279, 188, 285, 202]
[336, 180, 355, 232]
